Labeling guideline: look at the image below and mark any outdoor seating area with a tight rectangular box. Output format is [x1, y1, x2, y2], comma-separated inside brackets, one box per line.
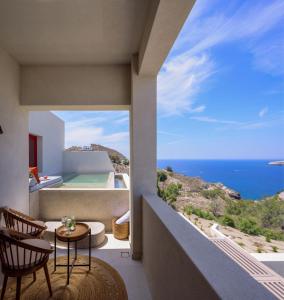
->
[0, 207, 134, 300]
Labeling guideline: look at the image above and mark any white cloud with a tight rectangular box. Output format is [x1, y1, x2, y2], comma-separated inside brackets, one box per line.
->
[251, 40, 284, 76]
[65, 126, 129, 149]
[158, 0, 284, 116]
[67, 117, 108, 129]
[259, 107, 269, 118]
[158, 53, 215, 115]
[190, 114, 284, 130]
[114, 116, 129, 124]
[52, 111, 130, 156]
[238, 122, 268, 130]
[190, 105, 206, 113]
[158, 131, 184, 138]
[190, 116, 241, 125]
[175, 0, 284, 56]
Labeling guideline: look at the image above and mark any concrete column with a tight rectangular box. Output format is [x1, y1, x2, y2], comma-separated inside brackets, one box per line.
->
[0, 47, 29, 214]
[130, 55, 157, 260]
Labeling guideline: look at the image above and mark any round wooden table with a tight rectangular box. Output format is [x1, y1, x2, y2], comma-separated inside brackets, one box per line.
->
[54, 222, 91, 285]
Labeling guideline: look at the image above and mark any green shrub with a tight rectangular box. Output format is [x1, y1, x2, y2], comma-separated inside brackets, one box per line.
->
[260, 228, 284, 241]
[157, 181, 163, 198]
[210, 198, 223, 217]
[221, 215, 235, 227]
[238, 218, 260, 235]
[157, 171, 167, 182]
[260, 196, 284, 228]
[184, 205, 215, 220]
[122, 159, 129, 166]
[161, 183, 182, 204]
[201, 189, 225, 199]
[166, 166, 173, 172]
[272, 246, 278, 252]
[225, 200, 243, 215]
[184, 205, 193, 215]
[237, 242, 245, 247]
[110, 154, 121, 164]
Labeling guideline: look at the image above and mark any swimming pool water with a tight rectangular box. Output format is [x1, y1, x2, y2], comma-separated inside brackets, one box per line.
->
[62, 173, 110, 188]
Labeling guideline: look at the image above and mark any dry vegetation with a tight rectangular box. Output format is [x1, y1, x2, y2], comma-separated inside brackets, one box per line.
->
[158, 168, 284, 253]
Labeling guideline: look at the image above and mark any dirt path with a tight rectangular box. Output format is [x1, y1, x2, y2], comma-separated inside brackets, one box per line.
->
[186, 213, 284, 253]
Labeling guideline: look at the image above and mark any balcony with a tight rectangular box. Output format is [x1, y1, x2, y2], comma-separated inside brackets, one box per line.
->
[0, 0, 283, 299]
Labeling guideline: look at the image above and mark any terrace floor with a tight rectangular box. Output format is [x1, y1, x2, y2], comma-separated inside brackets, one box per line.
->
[53, 234, 152, 300]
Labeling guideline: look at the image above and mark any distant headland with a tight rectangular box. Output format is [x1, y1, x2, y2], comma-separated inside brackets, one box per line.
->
[268, 161, 284, 166]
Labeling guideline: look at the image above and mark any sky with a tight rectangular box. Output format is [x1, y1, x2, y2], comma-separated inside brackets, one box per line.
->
[54, 0, 284, 160]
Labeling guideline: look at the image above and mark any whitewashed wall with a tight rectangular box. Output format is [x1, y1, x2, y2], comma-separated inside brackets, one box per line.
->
[0, 48, 29, 213]
[63, 151, 114, 174]
[29, 111, 64, 175]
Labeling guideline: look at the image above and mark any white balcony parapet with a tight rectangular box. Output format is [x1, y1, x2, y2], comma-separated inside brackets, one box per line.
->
[142, 194, 277, 300]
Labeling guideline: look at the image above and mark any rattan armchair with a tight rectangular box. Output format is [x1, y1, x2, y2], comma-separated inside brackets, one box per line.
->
[0, 228, 53, 300]
[1, 207, 47, 238]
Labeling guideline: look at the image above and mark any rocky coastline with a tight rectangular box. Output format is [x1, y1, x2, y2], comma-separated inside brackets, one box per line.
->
[269, 161, 284, 166]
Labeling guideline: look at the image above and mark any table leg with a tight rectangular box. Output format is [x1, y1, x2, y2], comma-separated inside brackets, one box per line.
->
[54, 229, 57, 272]
[89, 229, 91, 270]
[67, 239, 70, 285]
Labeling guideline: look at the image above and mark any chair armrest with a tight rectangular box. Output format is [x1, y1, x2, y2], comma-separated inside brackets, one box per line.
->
[20, 239, 54, 254]
[6, 229, 31, 240]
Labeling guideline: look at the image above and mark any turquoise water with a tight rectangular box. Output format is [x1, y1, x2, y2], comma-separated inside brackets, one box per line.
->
[62, 173, 109, 188]
[115, 177, 126, 188]
[157, 160, 284, 200]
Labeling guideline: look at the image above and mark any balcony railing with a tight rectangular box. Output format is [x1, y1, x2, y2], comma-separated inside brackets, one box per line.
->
[142, 194, 278, 300]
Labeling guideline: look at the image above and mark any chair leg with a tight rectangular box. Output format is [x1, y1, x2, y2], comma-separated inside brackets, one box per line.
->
[16, 276, 22, 300]
[0, 274, 8, 300]
[33, 272, 36, 282]
[44, 263, 52, 296]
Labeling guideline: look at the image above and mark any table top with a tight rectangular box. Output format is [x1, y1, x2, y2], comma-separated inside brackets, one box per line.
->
[55, 222, 90, 242]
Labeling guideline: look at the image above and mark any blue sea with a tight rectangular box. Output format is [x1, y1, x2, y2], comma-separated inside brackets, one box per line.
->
[157, 160, 284, 200]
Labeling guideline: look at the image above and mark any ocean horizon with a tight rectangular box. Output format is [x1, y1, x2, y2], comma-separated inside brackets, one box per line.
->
[157, 159, 284, 200]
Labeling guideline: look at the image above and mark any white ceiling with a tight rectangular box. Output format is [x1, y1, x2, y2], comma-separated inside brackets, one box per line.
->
[0, 0, 150, 65]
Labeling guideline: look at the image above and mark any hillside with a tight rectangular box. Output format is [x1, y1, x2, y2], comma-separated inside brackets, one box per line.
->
[66, 144, 127, 160]
[66, 144, 129, 173]
[90, 144, 127, 161]
[158, 169, 240, 214]
[158, 168, 284, 253]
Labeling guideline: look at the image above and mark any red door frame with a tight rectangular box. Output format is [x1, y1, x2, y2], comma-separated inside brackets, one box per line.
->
[29, 134, 38, 167]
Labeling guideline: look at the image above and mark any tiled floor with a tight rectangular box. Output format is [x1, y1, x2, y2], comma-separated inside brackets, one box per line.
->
[53, 234, 152, 300]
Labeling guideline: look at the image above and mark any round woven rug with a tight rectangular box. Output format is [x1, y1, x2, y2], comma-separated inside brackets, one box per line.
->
[3, 256, 128, 300]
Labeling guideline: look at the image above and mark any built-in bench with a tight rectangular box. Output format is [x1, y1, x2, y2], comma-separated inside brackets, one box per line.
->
[29, 176, 63, 192]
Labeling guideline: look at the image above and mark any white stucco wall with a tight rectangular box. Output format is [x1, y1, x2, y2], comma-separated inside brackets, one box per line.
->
[63, 151, 114, 174]
[20, 65, 130, 109]
[39, 188, 129, 232]
[0, 48, 29, 213]
[29, 111, 64, 175]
